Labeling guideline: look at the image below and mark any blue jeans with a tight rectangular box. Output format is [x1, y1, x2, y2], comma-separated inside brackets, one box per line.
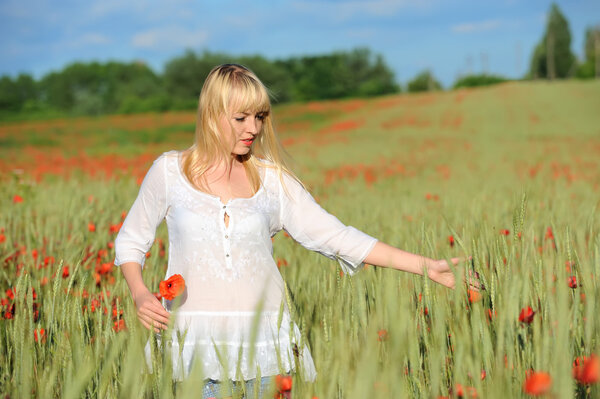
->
[202, 376, 276, 399]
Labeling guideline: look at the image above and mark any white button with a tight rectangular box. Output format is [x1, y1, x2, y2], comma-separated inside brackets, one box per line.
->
[225, 235, 229, 239]
[226, 254, 230, 257]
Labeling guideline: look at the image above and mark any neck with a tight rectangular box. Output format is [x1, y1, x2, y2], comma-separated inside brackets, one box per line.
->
[210, 154, 244, 179]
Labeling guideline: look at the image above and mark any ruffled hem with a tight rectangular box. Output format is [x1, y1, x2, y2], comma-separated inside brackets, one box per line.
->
[143, 311, 317, 382]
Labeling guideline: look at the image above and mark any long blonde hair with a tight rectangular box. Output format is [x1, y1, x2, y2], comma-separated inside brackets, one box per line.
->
[181, 63, 300, 193]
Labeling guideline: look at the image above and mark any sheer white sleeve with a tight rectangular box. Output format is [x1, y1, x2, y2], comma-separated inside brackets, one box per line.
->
[114, 154, 169, 268]
[278, 172, 378, 275]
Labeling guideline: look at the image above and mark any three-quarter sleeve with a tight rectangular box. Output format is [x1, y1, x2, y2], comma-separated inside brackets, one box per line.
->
[278, 172, 378, 275]
[114, 154, 169, 268]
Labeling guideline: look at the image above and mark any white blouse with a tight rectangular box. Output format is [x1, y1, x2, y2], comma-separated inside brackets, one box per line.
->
[114, 150, 378, 381]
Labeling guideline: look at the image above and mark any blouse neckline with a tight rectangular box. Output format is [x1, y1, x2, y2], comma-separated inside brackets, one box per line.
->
[175, 151, 265, 206]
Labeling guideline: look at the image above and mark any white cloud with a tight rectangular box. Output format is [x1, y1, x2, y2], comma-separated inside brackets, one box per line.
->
[131, 26, 208, 49]
[452, 19, 501, 34]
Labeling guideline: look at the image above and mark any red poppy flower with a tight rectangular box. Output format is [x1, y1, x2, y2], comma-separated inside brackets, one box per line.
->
[573, 354, 600, 385]
[88, 222, 96, 232]
[13, 195, 23, 204]
[453, 383, 477, 398]
[448, 235, 455, 247]
[519, 306, 535, 324]
[468, 289, 481, 303]
[500, 229, 510, 236]
[377, 329, 388, 341]
[113, 319, 126, 332]
[62, 266, 70, 279]
[109, 222, 123, 234]
[523, 371, 552, 395]
[159, 274, 185, 301]
[0, 233, 5, 243]
[34, 328, 46, 343]
[567, 276, 578, 289]
[275, 374, 292, 398]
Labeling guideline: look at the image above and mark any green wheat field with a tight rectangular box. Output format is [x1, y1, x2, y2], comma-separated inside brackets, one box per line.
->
[1, 80, 600, 398]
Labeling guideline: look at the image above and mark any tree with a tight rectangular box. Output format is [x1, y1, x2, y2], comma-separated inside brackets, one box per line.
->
[0, 74, 38, 112]
[529, 3, 576, 79]
[163, 50, 231, 109]
[576, 26, 600, 79]
[279, 47, 399, 101]
[407, 70, 442, 93]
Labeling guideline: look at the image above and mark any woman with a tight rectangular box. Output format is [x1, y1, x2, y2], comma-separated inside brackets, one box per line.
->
[115, 64, 463, 398]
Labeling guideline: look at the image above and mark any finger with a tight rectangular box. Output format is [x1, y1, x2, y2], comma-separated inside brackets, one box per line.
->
[139, 313, 169, 331]
[139, 306, 171, 324]
[147, 301, 171, 318]
[138, 311, 170, 329]
[449, 257, 461, 266]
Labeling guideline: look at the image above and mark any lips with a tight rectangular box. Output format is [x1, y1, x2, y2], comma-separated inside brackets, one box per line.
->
[241, 138, 254, 146]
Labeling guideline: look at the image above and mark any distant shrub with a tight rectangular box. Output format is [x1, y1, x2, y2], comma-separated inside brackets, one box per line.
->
[407, 70, 442, 93]
[453, 74, 508, 89]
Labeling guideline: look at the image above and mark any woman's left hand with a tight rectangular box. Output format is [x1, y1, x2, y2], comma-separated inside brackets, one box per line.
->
[426, 258, 459, 289]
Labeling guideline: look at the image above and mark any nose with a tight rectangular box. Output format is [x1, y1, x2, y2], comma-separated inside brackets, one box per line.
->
[247, 117, 260, 135]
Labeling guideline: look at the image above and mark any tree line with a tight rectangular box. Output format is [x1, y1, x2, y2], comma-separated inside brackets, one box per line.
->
[0, 3, 598, 118]
[0, 48, 401, 117]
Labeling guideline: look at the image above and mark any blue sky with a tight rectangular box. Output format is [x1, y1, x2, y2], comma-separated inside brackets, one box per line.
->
[1, 0, 598, 87]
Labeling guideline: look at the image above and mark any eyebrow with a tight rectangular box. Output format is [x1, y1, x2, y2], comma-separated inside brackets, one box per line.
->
[234, 111, 266, 116]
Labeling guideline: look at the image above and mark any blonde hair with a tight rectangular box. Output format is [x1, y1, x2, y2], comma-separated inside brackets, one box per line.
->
[181, 63, 300, 194]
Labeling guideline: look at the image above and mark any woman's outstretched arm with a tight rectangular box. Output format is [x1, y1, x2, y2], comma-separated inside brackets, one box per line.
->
[121, 262, 170, 332]
[363, 242, 459, 289]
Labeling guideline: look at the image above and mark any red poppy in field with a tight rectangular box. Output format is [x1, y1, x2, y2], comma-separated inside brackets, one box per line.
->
[519, 307, 535, 324]
[6, 287, 15, 300]
[62, 266, 70, 279]
[545, 227, 554, 240]
[567, 276, 578, 289]
[88, 222, 96, 232]
[113, 319, 126, 332]
[523, 371, 552, 395]
[34, 328, 46, 343]
[0, 233, 5, 243]
[573, 354, 600, 385]
[275, 374, 292, 398]
[96, 262, 113, 275]
[13, 195, 23, 204]
[377, 329, 388, 341]
[453, 383, 478, 398]
[159, 274, 185, 301]
[500, 229, 510, 236]
[468, 289, 481, 303]
[109, 222, 123, 234]
[448, 235, 455, 247]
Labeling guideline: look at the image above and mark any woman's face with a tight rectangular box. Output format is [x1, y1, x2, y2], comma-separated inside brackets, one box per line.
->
[218, 109, 265, 156]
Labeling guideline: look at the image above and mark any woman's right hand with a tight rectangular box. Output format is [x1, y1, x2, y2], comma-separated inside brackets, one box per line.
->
[119, 262, 171, 333]
[133, 290, 171, 333]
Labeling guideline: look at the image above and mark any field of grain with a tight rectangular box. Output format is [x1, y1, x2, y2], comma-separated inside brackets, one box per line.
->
[1, 80, 600, 398]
